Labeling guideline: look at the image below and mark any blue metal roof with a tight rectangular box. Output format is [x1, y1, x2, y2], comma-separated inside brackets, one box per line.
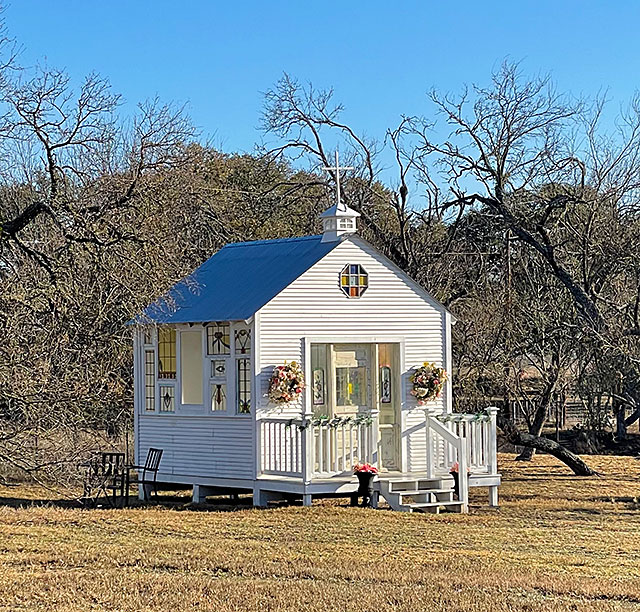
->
[136, 234, 340, 324]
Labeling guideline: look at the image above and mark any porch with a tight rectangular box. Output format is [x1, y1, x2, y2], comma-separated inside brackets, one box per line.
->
[256, 406, 500, 512]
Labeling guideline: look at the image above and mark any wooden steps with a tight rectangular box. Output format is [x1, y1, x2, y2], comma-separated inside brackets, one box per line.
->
[377, 476, 466, 513]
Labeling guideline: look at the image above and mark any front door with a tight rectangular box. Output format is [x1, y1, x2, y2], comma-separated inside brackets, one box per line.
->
[310, 342, 400, 471]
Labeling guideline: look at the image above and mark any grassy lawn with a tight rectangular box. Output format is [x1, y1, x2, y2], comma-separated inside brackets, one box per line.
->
[0, 454, 639, 611]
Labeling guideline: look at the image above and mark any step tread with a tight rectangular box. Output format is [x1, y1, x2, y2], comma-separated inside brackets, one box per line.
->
[389, 484, 453, 492]
[406, 500, 463, 508]
[384, 477, 449, 484]
[396, 488, 453, 496]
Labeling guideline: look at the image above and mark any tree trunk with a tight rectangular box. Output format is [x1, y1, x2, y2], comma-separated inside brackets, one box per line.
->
[499, 417, 597, 476]
[614, 399, 627, 440]
[516, 403, 548, 461]
[516, 366, 560, 461]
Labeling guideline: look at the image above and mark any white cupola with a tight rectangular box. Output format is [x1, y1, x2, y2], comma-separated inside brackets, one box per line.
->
[320, 202, 360, 242]
[320, 150, 359, 242]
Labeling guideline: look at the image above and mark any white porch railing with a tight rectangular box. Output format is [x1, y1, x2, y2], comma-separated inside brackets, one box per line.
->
[258, 415, 377, 480]
[311, 416, 377, 478]
[258, 418, 304, 477]
[424, 406, 499, 512]
[425, 406, 499, 477]
[258, 407, 498, 496]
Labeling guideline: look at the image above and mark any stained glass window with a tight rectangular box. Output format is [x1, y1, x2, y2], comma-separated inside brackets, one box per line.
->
[211, 383, 227, 412]
[379, 344, 392, 404]
[144, 350, 155, 412]
[236, 358, 251, 414]
[234, 328, 251, 354]
[207, 323, 230, 355]
[158, 327, 176, 379]
[340, 264, 368, 298]
[313, 368, 325, 405]
[211, 360, 226, 378]
[380, 366, 392, 404]
[159, 385, 175, 412]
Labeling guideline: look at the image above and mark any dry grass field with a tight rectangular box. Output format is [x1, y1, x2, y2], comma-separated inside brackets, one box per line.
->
[0, 454, 639, 612]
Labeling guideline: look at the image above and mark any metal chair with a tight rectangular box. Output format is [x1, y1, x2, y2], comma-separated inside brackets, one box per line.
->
[127, 448, 163, 502]
[81, 452, 128, 509]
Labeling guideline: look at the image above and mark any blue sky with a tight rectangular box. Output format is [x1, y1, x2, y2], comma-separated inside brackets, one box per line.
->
[5, 1, 640, 163]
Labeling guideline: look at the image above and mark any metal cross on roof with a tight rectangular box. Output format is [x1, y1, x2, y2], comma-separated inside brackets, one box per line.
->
[322, 150, 353, 211]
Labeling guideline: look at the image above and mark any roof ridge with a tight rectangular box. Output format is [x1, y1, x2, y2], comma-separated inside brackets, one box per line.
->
[222, 234, 322, 249]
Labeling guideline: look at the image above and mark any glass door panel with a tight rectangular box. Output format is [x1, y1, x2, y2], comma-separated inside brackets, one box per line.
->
[333, 345, 371, 414]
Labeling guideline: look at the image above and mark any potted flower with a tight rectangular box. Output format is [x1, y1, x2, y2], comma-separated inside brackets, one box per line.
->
[352, 463, 378, 508]
[410, 362, 447, 405]
[268, 361, 305, 404]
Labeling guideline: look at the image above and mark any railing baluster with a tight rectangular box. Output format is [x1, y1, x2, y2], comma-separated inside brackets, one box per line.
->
[331, 426, 337, 474]
[324, 426, 331, 475]
[318, 425, 324, 474]
[285, 424, 290, 474]
[268, 422, 273, 472]
[349, 424, 354, 467]
[363, 423, 368, 463]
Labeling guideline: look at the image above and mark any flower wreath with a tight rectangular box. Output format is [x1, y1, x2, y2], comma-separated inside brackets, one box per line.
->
[268, 361, 305, 404]
[410, 362, 447, 405]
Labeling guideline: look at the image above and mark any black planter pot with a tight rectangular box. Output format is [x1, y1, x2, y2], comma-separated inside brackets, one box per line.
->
[451, 471, 459, 500]
[356, 472, 375, 508]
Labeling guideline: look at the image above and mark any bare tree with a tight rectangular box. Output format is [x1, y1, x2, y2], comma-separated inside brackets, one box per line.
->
[406, 62, 639, 442]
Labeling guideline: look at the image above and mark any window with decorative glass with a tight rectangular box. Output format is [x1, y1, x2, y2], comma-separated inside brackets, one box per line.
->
[340, 264, 368, 298]
[234, 326, 251, 355]
[210, 382, 227, 412]
[236, 358, 251, 414]
[144, 350, 155, 412]
[311, 343, 327, 417]
[207, 322, 230, 355]
[158, 327, 176, 379]
[378, 344, 393, 405]
[209, 358, 227, 413]
[159, 385, 175, 413]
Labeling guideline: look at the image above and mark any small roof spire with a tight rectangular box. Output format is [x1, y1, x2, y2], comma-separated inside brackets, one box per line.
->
[320, 150, 360, 243]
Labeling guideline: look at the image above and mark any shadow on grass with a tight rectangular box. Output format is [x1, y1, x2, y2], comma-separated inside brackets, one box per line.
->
[0, 495, 82, 509]
[590, 495, 640, 506]
[0, 490, 258, 513]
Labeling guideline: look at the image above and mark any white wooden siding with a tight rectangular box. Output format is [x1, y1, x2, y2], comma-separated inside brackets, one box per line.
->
[257, 236, 449, 472]
[138, 415, 254, 479]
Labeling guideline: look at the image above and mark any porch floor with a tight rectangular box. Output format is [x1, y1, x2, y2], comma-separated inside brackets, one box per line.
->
[257, 469, 501, 496]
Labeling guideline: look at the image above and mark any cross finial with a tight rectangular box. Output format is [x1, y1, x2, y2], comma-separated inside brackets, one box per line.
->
[322, 150, 353, 211]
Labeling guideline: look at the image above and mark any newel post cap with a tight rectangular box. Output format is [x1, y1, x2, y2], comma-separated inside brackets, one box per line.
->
[424, 406, 442, 417]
